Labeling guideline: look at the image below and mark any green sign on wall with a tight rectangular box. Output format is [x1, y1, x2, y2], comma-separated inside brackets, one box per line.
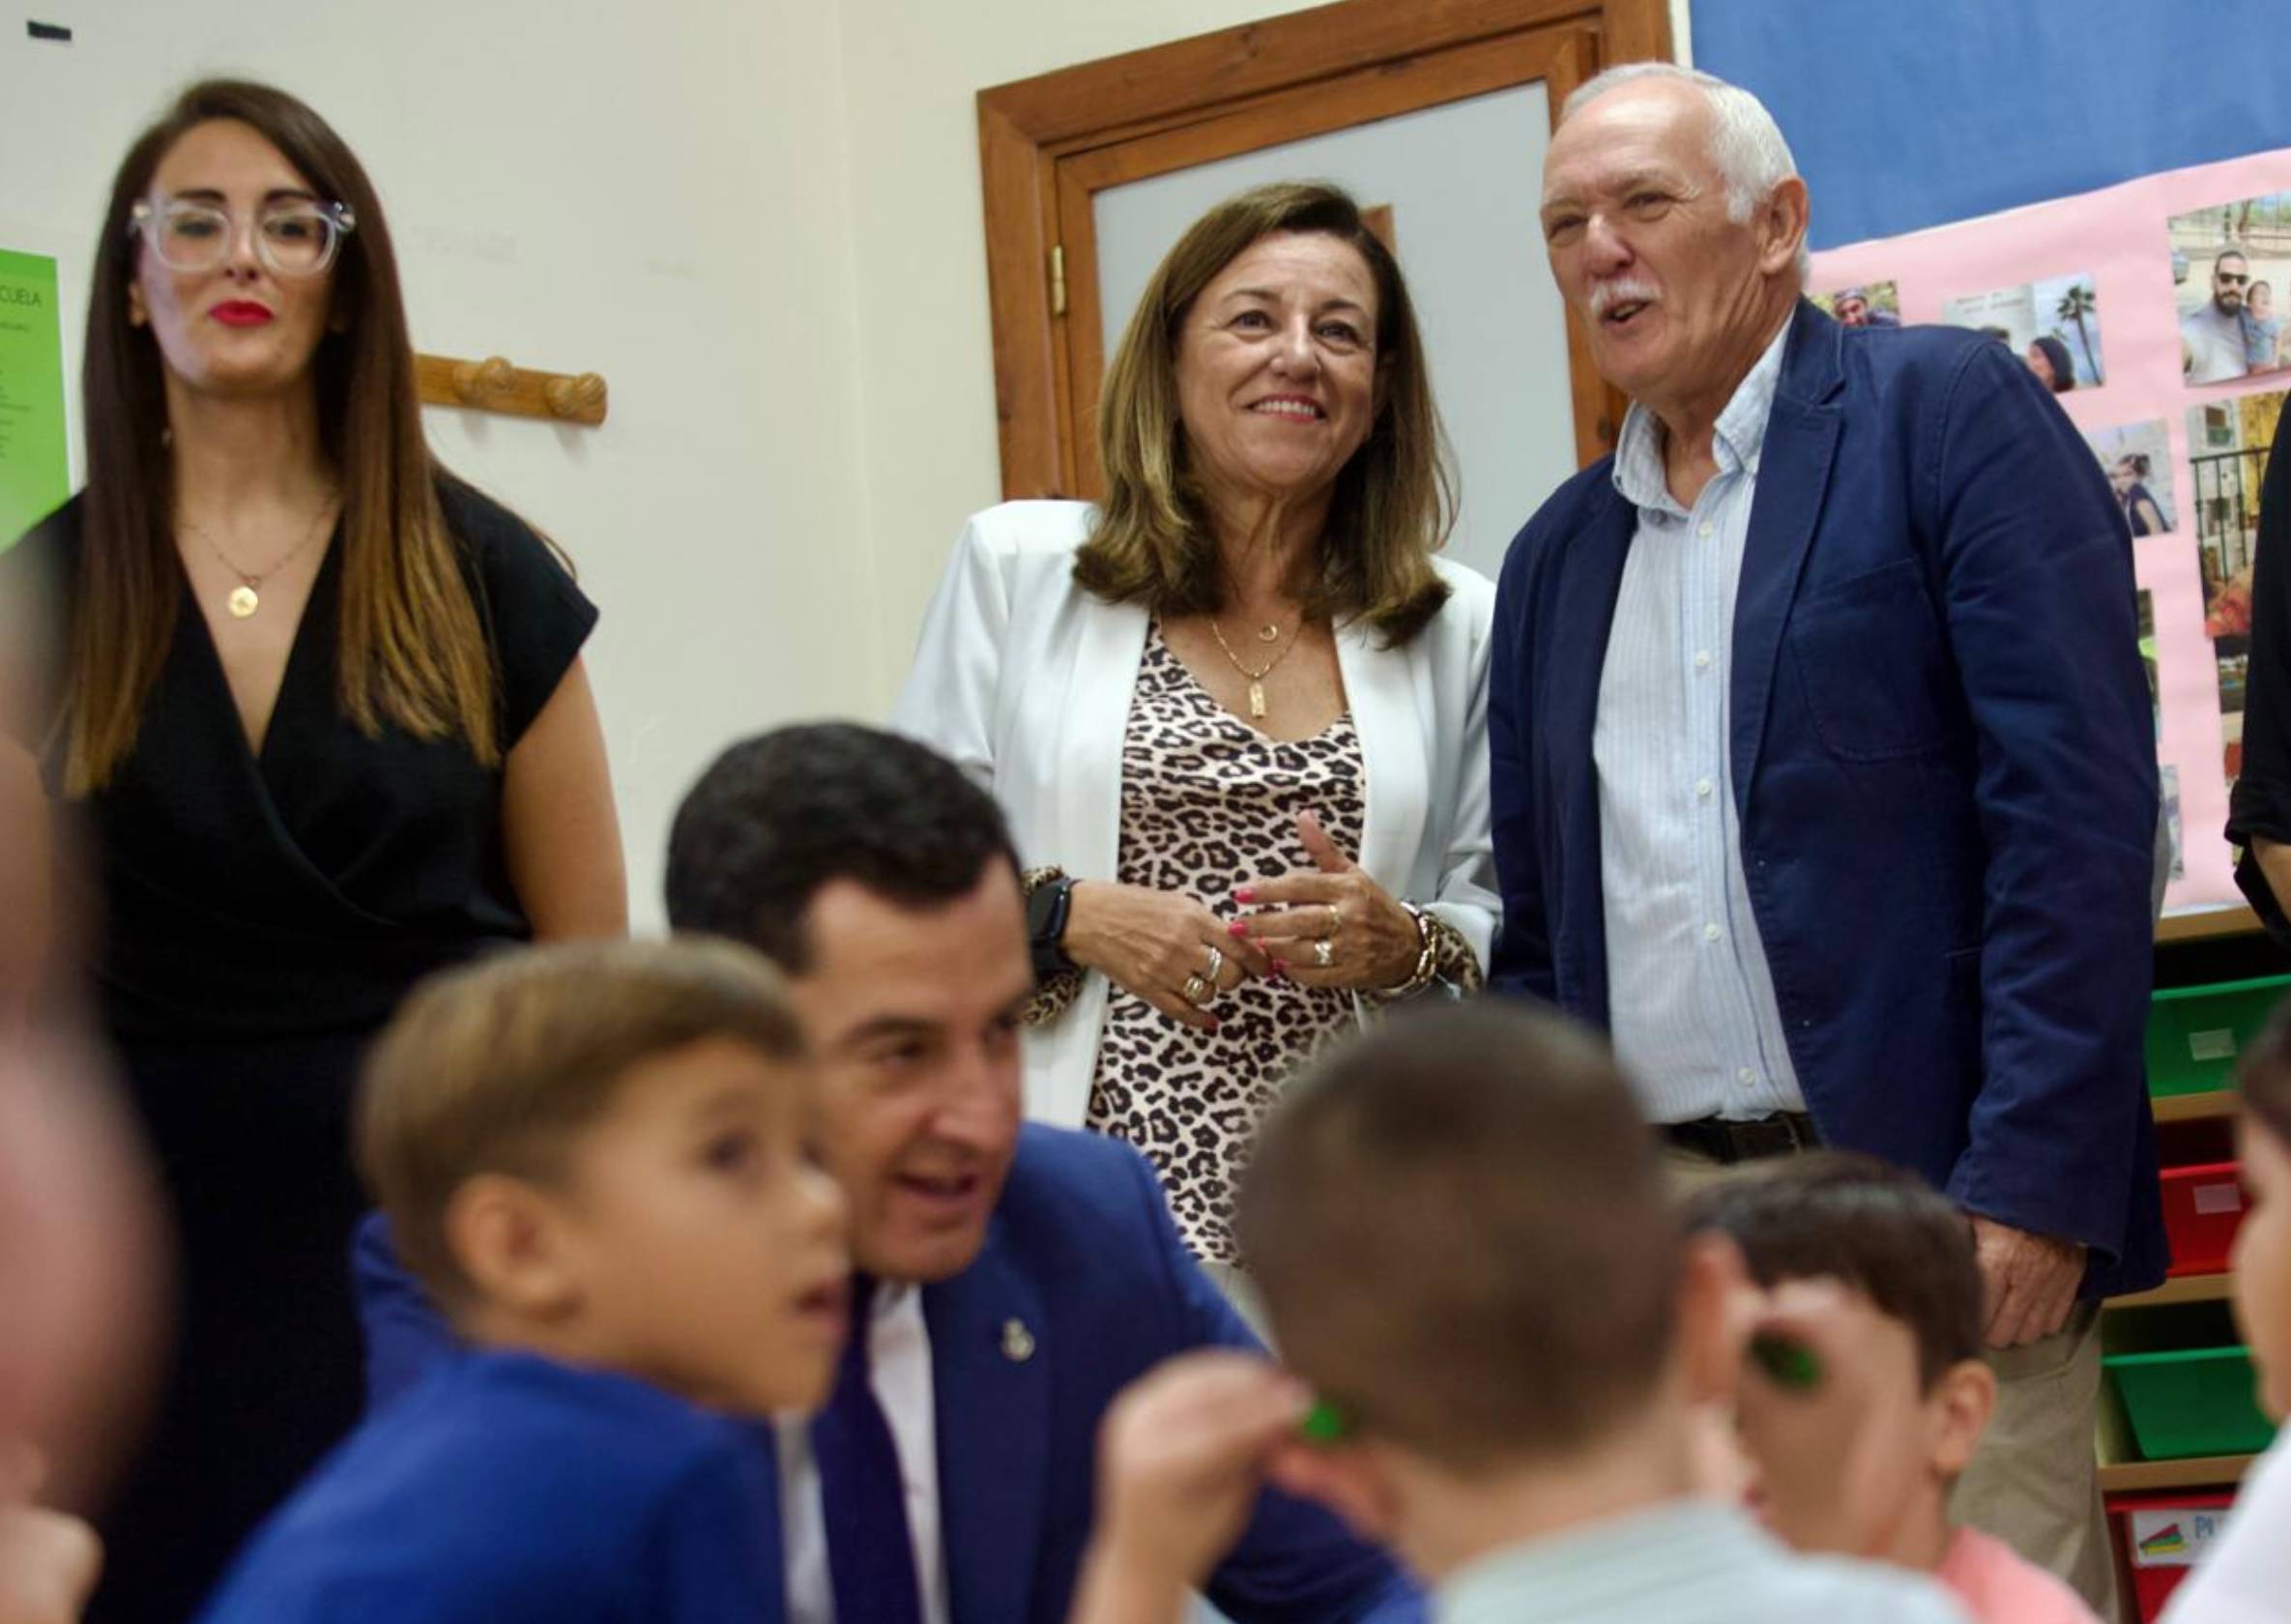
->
[0, 248, 69, 551]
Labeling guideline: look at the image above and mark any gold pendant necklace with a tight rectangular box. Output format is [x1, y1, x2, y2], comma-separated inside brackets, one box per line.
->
[1207, 615, 1303, 719]
[181, 495, 337, 620]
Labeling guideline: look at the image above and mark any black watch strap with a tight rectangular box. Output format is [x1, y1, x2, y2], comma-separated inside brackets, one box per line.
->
[1027, 876, 1078, 979]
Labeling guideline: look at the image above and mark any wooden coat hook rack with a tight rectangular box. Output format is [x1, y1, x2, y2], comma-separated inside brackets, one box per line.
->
[415, 352, 609, 426]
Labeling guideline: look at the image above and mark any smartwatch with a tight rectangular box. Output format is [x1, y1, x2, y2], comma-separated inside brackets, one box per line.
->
[1027, 875, 1079, 980]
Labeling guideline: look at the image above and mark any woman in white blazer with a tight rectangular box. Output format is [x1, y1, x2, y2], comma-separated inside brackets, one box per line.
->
[895, 182, 1495, 1277]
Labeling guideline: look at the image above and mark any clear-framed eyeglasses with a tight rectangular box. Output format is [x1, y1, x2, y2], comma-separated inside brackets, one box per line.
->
[128, 198, 357, 278]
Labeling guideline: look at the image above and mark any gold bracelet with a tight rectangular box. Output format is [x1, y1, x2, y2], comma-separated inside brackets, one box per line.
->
[1378, 903, 1438, 999]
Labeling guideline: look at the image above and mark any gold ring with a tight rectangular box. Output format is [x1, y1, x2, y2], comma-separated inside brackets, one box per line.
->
[1326, 906, 1343, 939]
[1182, 973, 1213, 1005]
[1204, 945, 1226, 984]
[1314, 939, 1334, 969]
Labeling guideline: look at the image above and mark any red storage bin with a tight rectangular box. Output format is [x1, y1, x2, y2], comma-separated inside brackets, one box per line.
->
[2108, 1489, 2236, 1620]
[2160, 1161, 2248, 1277]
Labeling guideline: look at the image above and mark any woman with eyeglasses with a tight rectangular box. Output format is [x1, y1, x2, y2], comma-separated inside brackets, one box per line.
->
[2, 79, 625, 1619]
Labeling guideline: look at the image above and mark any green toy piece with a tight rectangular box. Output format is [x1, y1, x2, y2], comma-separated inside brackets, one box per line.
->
[1299, 1397, 1352, 1444]
[1749, 1331, 1823, 1391]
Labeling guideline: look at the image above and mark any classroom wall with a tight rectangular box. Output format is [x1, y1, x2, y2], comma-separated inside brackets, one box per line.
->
[2, 0, 880, 929]
[1, 0, 1683, 922]
[833, 0, 1307, 714]
[1, 0, 1319, 926]
[1694, 0, 2291, 249]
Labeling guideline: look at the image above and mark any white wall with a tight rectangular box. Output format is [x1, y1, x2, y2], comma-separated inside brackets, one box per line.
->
[1, 0, 878, 929]
[2, 0, 1685, 922]
[832, 0, 1689, 702]
[832, 0, 1308, 714]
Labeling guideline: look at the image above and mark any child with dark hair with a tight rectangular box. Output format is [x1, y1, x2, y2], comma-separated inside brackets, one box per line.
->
[1683, 1153, 2095, 1624]
[2156, 1002, 2291, 1620]
[1078, 1002, 1967, 1624]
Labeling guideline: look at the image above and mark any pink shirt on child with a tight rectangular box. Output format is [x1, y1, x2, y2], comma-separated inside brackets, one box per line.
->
[1937, 1526, 2099, 1624]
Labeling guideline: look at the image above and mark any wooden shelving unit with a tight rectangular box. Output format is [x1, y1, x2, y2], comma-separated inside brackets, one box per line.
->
[2099, 901, 2271, 1564]
[2157, 905, 2262, 943]
[2098, 1454, 2255, 1494]
[2112, 1272, 2236, 1311]
[2098, 1267, 2261, 1497]
[2153, 1090, 2240, 1124]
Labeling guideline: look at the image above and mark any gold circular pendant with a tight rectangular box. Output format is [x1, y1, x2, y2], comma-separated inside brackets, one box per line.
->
[227, 585, 260, 619]
[1257, 623, 1281, 643]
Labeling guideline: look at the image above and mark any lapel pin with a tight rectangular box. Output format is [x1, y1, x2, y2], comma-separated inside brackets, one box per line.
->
[1000, 1318, 1036, 1363]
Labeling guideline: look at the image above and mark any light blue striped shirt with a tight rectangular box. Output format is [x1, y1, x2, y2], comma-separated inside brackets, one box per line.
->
[1595, 322, 1805, 1124]
[1436, 1498, 1969, 1624]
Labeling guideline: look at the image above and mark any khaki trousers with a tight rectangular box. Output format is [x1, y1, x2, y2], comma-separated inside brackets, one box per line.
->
[1664, 1141, 2124, 1621]
[1954, 1305, 2121, 1622]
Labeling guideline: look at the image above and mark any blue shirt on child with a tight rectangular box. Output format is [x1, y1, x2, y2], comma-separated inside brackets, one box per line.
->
[195, 1348, 777, 1623]
[2245, 312, 2281, 372]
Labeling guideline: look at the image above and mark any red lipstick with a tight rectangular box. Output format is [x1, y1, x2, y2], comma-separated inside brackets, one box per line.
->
[211, 302, 275, 328]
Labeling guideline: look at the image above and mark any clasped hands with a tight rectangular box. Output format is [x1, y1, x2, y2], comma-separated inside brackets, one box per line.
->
[1059, 812, 1421, 1030]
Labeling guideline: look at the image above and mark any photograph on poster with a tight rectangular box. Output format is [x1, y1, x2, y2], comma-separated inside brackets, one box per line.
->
[2171, 192, 2291, 385]
[2164, 765, 2185, 880]
[1941, 272, 2102, 390]
[2089, 420, 2178, 536]
[2187, 387, 2282, 779]
[1811, 280, 1900, 327]
[1809, 142, 2291, 913]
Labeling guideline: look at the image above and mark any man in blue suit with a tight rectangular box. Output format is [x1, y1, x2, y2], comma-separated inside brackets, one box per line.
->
[356, 723, 1417, 1624]
[1488, 63, 2160, 1617]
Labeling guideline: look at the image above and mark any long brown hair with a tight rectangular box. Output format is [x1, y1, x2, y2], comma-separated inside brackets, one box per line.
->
[68, 78, 496, 793]
[1074, 181, 1455, 646]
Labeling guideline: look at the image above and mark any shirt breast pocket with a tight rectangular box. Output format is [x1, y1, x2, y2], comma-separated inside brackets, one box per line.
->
[1786, 559, 1956, 762]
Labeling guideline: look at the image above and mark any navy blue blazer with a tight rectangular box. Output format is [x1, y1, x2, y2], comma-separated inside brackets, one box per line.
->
[354, 1124, 1421, 1624]
[198, 1350, 778, 1622]
[1488, 301, 2167, 1296]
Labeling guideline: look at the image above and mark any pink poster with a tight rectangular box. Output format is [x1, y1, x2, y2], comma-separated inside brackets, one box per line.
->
[1810, 147, 2291, 920]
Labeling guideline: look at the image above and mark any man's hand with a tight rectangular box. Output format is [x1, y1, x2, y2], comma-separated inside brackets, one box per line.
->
[1968, 1216, 2086, 1349]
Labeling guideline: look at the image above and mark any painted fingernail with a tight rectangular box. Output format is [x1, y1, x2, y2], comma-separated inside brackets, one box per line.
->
[1235, 887, 1256, 904]
[1272, 960, 1289, 977]
[1228, 920, 1249, 938]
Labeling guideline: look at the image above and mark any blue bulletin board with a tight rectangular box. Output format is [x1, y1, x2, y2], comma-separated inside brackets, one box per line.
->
[1693, 0, 2291, 251]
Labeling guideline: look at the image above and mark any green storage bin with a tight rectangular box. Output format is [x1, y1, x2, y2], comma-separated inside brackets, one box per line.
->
[2103, 1347, 2277, 1460]
[2146, 974, 2291, 1097]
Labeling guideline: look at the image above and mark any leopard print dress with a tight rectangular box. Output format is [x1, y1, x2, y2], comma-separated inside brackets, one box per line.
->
[1084, 623, 1368, 1263]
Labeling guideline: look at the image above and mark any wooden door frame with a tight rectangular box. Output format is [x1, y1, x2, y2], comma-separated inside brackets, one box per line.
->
[976, 0, 1672, 500]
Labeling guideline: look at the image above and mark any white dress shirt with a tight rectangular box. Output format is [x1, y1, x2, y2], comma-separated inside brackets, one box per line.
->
[1594, 322, 1807, 1124]
[779, 1285, 948, 1624]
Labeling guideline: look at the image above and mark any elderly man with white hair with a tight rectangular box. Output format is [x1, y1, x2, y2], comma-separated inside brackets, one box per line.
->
[1487, 63, 2162, 1615]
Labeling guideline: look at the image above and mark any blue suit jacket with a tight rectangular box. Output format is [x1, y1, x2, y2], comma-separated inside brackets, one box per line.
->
[198, 1350, 777, 1622]
[355, 1124, 1422, 1624]
[1488, 301, 2167, 1296]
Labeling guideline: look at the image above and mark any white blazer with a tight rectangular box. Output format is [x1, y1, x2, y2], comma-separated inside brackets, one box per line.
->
[891, 501, 1499, 1128]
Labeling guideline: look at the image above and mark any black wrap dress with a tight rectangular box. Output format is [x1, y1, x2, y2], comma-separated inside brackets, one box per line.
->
[11, 474, 594, 1622]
